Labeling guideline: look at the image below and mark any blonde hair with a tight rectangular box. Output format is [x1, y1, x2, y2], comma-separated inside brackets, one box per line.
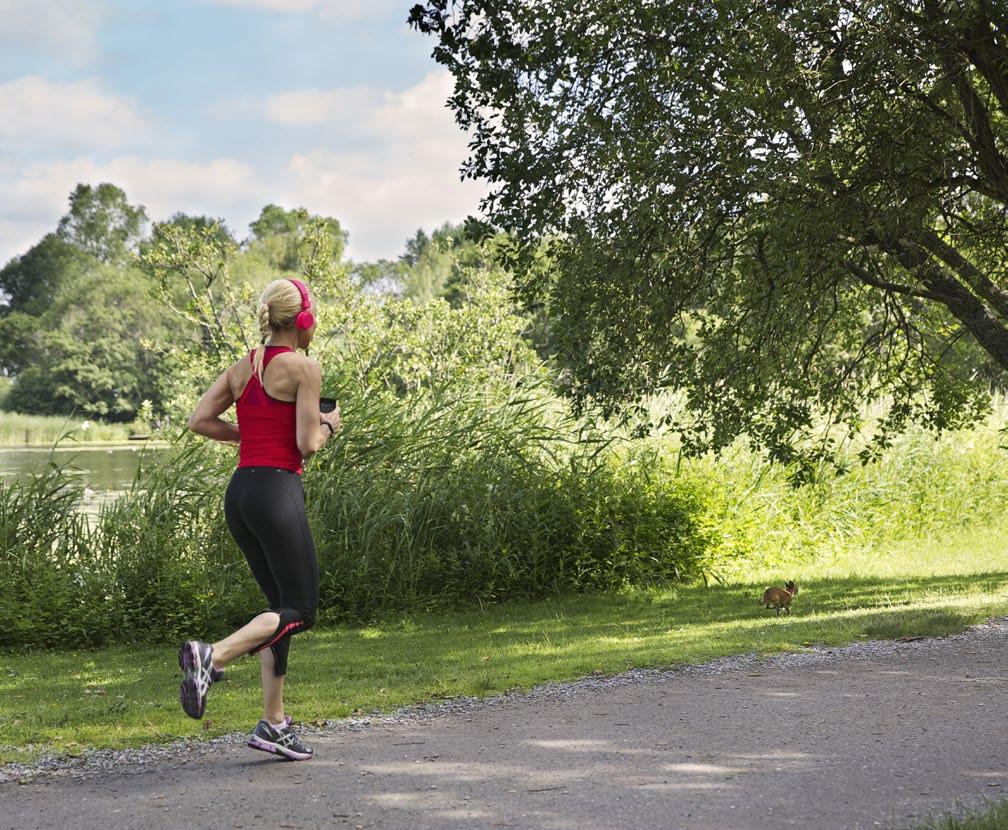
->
[252, 278, 310, 386]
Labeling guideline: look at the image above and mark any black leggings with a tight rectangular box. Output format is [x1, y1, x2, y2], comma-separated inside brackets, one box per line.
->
[224, 466, 319, 677]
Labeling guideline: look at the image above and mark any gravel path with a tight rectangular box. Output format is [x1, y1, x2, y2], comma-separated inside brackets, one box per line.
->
[3, 619, 1008, 828]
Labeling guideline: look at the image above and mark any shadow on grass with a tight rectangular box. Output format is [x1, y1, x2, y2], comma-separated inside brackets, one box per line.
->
[382, 570, 1008, 639]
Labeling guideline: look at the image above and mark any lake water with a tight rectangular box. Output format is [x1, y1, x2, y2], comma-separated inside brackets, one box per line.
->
[0, 443, 170, 523]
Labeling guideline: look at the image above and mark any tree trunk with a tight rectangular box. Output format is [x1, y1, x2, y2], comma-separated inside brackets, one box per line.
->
[894, 238, 1008, 370]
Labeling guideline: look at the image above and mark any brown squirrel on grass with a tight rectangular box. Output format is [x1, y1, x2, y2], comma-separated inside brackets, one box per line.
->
[761, 581, 799, 616]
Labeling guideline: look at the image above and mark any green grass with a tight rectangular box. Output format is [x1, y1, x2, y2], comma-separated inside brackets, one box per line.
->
[0, 412, 136, 446]
[1, 522, 1006, 765]
[910, 800, 1008, 829]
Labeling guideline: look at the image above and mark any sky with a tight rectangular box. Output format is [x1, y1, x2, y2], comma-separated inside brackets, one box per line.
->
[0, 0, 489, 265]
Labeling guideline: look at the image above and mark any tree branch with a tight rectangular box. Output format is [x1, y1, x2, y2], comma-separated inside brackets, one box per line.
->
[842, 260, 946, 301]
[891, 236, 1008, 370]
[916, 228, 1008, 321]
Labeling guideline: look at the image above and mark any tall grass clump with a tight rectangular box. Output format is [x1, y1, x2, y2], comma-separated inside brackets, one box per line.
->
[89, 443, 263, 642]
[677, 403, 1008, 582]
[303, 374, 719, 623]
[0, 264, 721, 647]
[0, 449, 98, 647]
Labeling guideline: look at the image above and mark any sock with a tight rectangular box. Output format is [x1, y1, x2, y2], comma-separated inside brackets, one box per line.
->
[269, 718, 287, 731]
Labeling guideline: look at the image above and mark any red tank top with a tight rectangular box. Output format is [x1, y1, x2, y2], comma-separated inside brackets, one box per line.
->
[236, 346, 303, 475]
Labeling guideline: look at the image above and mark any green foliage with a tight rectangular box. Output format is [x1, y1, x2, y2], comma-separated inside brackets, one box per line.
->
[0, 446, 97, 648]
[7, 179, 1008, 656]
[248, 204, 347, 271]
[7, 253, 1008, 647]
[911, 799, 1008, 830]
[139, 206, 349, 416]
[688, 406, 1008, 582]
[410, 0, 1008, 465]
[0, 412, 132, 445]
[0, 311, 39, 375]
[139, 216, 241, 362]
[56, 183, 147, 265]
[398, 221, 492, 305]
[3, 265, 184, 421]
[350, 259, 407, 296]
[0, 233, 95, 317]
[91, 444, 260, 642]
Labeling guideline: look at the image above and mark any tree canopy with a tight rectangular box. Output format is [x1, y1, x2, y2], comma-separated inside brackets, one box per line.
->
[56, 183, 147, 265]
[4, 264, 183, 419]
[398, 221, 491, 305]
[411, 0, 1008, 465]
[0, 177, 521, 423]
[0, 233, 94, 317]
[248, 204, 347, 271]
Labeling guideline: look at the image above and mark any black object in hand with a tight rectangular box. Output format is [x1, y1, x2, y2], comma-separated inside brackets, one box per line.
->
[319, 396, 338, 413]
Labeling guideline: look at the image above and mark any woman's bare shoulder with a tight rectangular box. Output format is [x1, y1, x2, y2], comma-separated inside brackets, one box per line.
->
[285, 351, 319, 369]
[271, 350, 319, 378]
[273, 350, 316, 363]
[226, 352, 250, 376]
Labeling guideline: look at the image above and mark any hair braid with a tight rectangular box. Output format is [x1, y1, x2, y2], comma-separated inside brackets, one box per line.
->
[252, 301, 272, 386]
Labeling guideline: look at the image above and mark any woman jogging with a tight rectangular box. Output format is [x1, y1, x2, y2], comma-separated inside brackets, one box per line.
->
[180, 276, 341, 761]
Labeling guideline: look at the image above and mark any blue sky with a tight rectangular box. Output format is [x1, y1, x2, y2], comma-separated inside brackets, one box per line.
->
[0, 0, 488, 264]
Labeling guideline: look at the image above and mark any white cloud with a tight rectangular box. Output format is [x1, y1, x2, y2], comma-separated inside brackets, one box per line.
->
[263, 70, 488, 260]
[0, 76, 149, 152]
[0, 157, 264, 261]
[207, 0, 319, 10]
[0, 69, 489, 265]
[0, 1, 106, 65]
[263, 87, 375, 126]
[0, 145, 487, 264]
[314, 0, 399, 21]
[369, 71, 459, 141]
[203, 0, 401, 20]
[264, 71, 457, 140]
[282, 146, 486, 261]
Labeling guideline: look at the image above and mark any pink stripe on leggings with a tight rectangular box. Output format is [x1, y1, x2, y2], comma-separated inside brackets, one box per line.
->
[256, 620, 304, 652]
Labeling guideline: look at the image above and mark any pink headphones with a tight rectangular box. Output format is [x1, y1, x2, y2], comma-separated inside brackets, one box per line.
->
[288, 278, 315, 331]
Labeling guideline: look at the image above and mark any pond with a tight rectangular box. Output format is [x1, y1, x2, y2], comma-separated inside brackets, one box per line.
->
[0, 443, 171, 524]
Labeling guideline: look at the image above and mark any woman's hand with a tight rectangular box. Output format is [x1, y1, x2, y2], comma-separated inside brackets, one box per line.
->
[320, 404, 341, 438]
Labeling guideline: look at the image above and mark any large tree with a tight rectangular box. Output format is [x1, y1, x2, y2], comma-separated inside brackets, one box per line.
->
[56, 183, 148, 265]
[411, 0, 1008, 464]
[5, 265, 183, 420]
[399, 221, 491, 304]
[248, 204, 347, 271]
[0, 233, 95, 316]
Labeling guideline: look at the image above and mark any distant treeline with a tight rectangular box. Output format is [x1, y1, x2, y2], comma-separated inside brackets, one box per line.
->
[0, 182, 513, 425]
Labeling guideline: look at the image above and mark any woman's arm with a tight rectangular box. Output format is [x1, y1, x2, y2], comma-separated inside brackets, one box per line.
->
[295, 357, 330, 457]
[188, 367, 240, 442]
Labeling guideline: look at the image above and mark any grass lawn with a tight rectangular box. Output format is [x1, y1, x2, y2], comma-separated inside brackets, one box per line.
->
[1, 523, 1006, 765]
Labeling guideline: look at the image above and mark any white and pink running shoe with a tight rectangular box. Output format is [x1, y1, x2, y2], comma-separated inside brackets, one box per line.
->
[247, 717, 313, 761]
[178, 640, 222, 719]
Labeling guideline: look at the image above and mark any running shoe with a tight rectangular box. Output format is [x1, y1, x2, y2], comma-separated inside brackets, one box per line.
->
[178, 640, 220, 719]
[246, 718, 313, 761]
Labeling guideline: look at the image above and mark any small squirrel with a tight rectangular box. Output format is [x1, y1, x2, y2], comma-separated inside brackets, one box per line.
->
[761, 580, 799, 616]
